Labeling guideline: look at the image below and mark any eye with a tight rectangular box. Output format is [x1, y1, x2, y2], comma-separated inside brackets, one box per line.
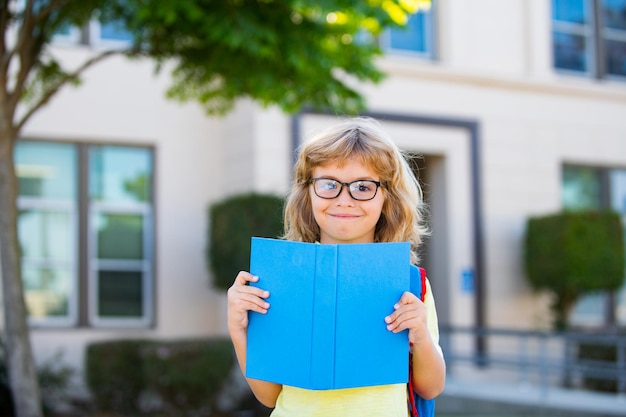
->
[321, 179, 338, 190]
[356, 181, 373, 192]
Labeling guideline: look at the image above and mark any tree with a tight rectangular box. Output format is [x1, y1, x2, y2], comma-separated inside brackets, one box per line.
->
[525, 211, 625, 330]
[0, 1, 429, 416]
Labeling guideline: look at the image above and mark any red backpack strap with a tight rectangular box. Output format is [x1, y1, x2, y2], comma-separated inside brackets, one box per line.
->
[418, 267, 427, 302]
[408, 266, 428, 416]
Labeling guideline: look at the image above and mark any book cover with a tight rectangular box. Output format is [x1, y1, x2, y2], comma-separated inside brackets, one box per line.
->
[246, 237, 410, 390]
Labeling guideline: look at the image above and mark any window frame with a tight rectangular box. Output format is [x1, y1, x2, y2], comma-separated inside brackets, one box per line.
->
[380, 2, 437, 59]
[552, 0, 626, 80]
[88, 202, 154, 328]
[18, 196, 80, 327]
[15, 139, 156, 329]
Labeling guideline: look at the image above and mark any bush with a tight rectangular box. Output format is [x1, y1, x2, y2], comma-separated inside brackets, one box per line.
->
[142, 338, 234, 415]
[208, 193, 284, 290]
[85, 338, 237, 416]
[85, 339, 150, 414]
[525, 211, 624, 329]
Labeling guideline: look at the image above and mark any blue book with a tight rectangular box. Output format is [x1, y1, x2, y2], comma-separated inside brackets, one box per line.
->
[246, 237, 410, 390]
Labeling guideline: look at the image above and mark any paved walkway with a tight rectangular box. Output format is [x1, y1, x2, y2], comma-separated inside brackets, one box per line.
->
[438, 377, 626, 417]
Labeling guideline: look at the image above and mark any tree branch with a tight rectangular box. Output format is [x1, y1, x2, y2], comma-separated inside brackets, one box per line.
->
[33, 0, 74, 25]
[0, 0, 9, 84]
[0, 0, 9, 56]
[15, 49, 119, 133]
[9, 0, 40, 113]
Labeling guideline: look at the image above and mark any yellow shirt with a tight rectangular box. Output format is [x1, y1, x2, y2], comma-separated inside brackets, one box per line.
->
[270, 279, 441, 417]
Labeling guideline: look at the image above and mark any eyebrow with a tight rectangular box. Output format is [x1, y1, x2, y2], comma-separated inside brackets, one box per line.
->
[313, 176, 380, 182]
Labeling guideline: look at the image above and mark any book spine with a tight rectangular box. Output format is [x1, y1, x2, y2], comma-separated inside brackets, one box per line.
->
[309, 244, 338, 389]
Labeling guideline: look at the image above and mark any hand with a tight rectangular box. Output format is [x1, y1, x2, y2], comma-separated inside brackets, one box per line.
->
[384, 291, 429, 345]
[227, 271, 270, 334]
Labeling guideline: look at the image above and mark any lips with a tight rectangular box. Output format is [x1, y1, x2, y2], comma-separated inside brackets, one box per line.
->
[328, 213, 360, 219]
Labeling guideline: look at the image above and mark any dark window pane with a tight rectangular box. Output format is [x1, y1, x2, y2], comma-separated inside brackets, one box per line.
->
[554, 32, 589, 71]
[97, 213, 144, 260]
[553, 0, 589, 23]
[562, 166, 602, 210]
[98, 270, 143, 317]
[22, 266, 70, 317]
[605, 39, 626, 76]
[602, 0, 626, 30]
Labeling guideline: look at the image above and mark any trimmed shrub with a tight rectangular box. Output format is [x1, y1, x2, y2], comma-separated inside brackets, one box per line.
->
[85, 338, 237, 416]
[85, 339, 150, 414]
[208, 193, 284, 290]
[142, 338, 234, 415]
[525, 211, 624, 329]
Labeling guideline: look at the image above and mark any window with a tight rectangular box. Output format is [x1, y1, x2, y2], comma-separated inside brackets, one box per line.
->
[562, 165, 626, 326]
[15, 141, 154, 328]
[382, 3, 436, 58]
[89, 19, 133, 48]
[19, 1, 132, 47]
[552, 0, 626, 79]
[16, 142, 78, 326]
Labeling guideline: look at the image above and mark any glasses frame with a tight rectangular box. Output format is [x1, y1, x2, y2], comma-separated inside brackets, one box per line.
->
[309, 177, 383, 201]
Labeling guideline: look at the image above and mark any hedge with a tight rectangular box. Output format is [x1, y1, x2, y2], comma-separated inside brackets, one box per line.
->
[207, 193, 284, 291]
[525, 210, 624, 329]
[86, 338, 235, 416]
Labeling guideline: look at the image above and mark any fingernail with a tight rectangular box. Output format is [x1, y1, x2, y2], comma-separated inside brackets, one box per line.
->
[384, 316, 391, 323]
[264, 302, 270, 309]
[394, 303, 399, 310]
[263, 291, 270, 297]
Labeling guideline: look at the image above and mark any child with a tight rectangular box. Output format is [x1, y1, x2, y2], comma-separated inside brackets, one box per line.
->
[227, 117, 445, 416]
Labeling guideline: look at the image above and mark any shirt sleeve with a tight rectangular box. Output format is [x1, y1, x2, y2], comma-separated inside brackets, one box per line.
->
[423, 277, 444, 357]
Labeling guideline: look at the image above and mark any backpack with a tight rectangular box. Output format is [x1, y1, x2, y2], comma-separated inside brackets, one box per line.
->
[407, 265, 436, 417]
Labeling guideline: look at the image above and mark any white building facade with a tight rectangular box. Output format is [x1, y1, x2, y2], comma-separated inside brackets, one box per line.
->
[5, 0, 626, 389]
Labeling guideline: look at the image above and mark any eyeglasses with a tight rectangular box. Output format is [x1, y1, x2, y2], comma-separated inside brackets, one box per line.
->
[309, 178, 383, 201]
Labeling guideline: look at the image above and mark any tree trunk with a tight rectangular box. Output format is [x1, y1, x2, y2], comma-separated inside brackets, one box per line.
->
[0, 127, 43, 417]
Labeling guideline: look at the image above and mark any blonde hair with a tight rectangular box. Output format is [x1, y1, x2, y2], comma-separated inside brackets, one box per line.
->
[283, 117, 429, 264]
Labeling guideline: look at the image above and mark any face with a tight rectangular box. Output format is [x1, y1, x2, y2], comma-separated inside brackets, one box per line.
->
[310, 159, 385, 244]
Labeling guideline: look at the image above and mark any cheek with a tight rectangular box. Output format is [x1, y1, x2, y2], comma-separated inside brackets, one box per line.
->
[309, 191, 325, 217]
[372, 195, 386, 216]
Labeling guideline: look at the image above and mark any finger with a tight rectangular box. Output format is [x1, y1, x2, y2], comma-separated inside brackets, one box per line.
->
[240, 298, 271, 314]
[232, 283, 270, 299]
[386, 309, 419, 332]
[386, 294, 418, 321]
[229, 284, 270, 304]
[395, 291, 418, 308]
[234, 271, 259, 286]
[230, 291, 271, 313]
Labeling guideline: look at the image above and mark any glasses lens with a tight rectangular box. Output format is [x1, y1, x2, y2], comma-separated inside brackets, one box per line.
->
[314, 179, 341, 198]
[349, 181, 378, 200]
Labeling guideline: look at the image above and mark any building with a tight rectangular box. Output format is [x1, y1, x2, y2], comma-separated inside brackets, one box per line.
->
[6, 0, 626, 395]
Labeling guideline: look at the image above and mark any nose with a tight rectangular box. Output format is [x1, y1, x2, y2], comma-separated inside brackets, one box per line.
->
[335, 185, 355, 205]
